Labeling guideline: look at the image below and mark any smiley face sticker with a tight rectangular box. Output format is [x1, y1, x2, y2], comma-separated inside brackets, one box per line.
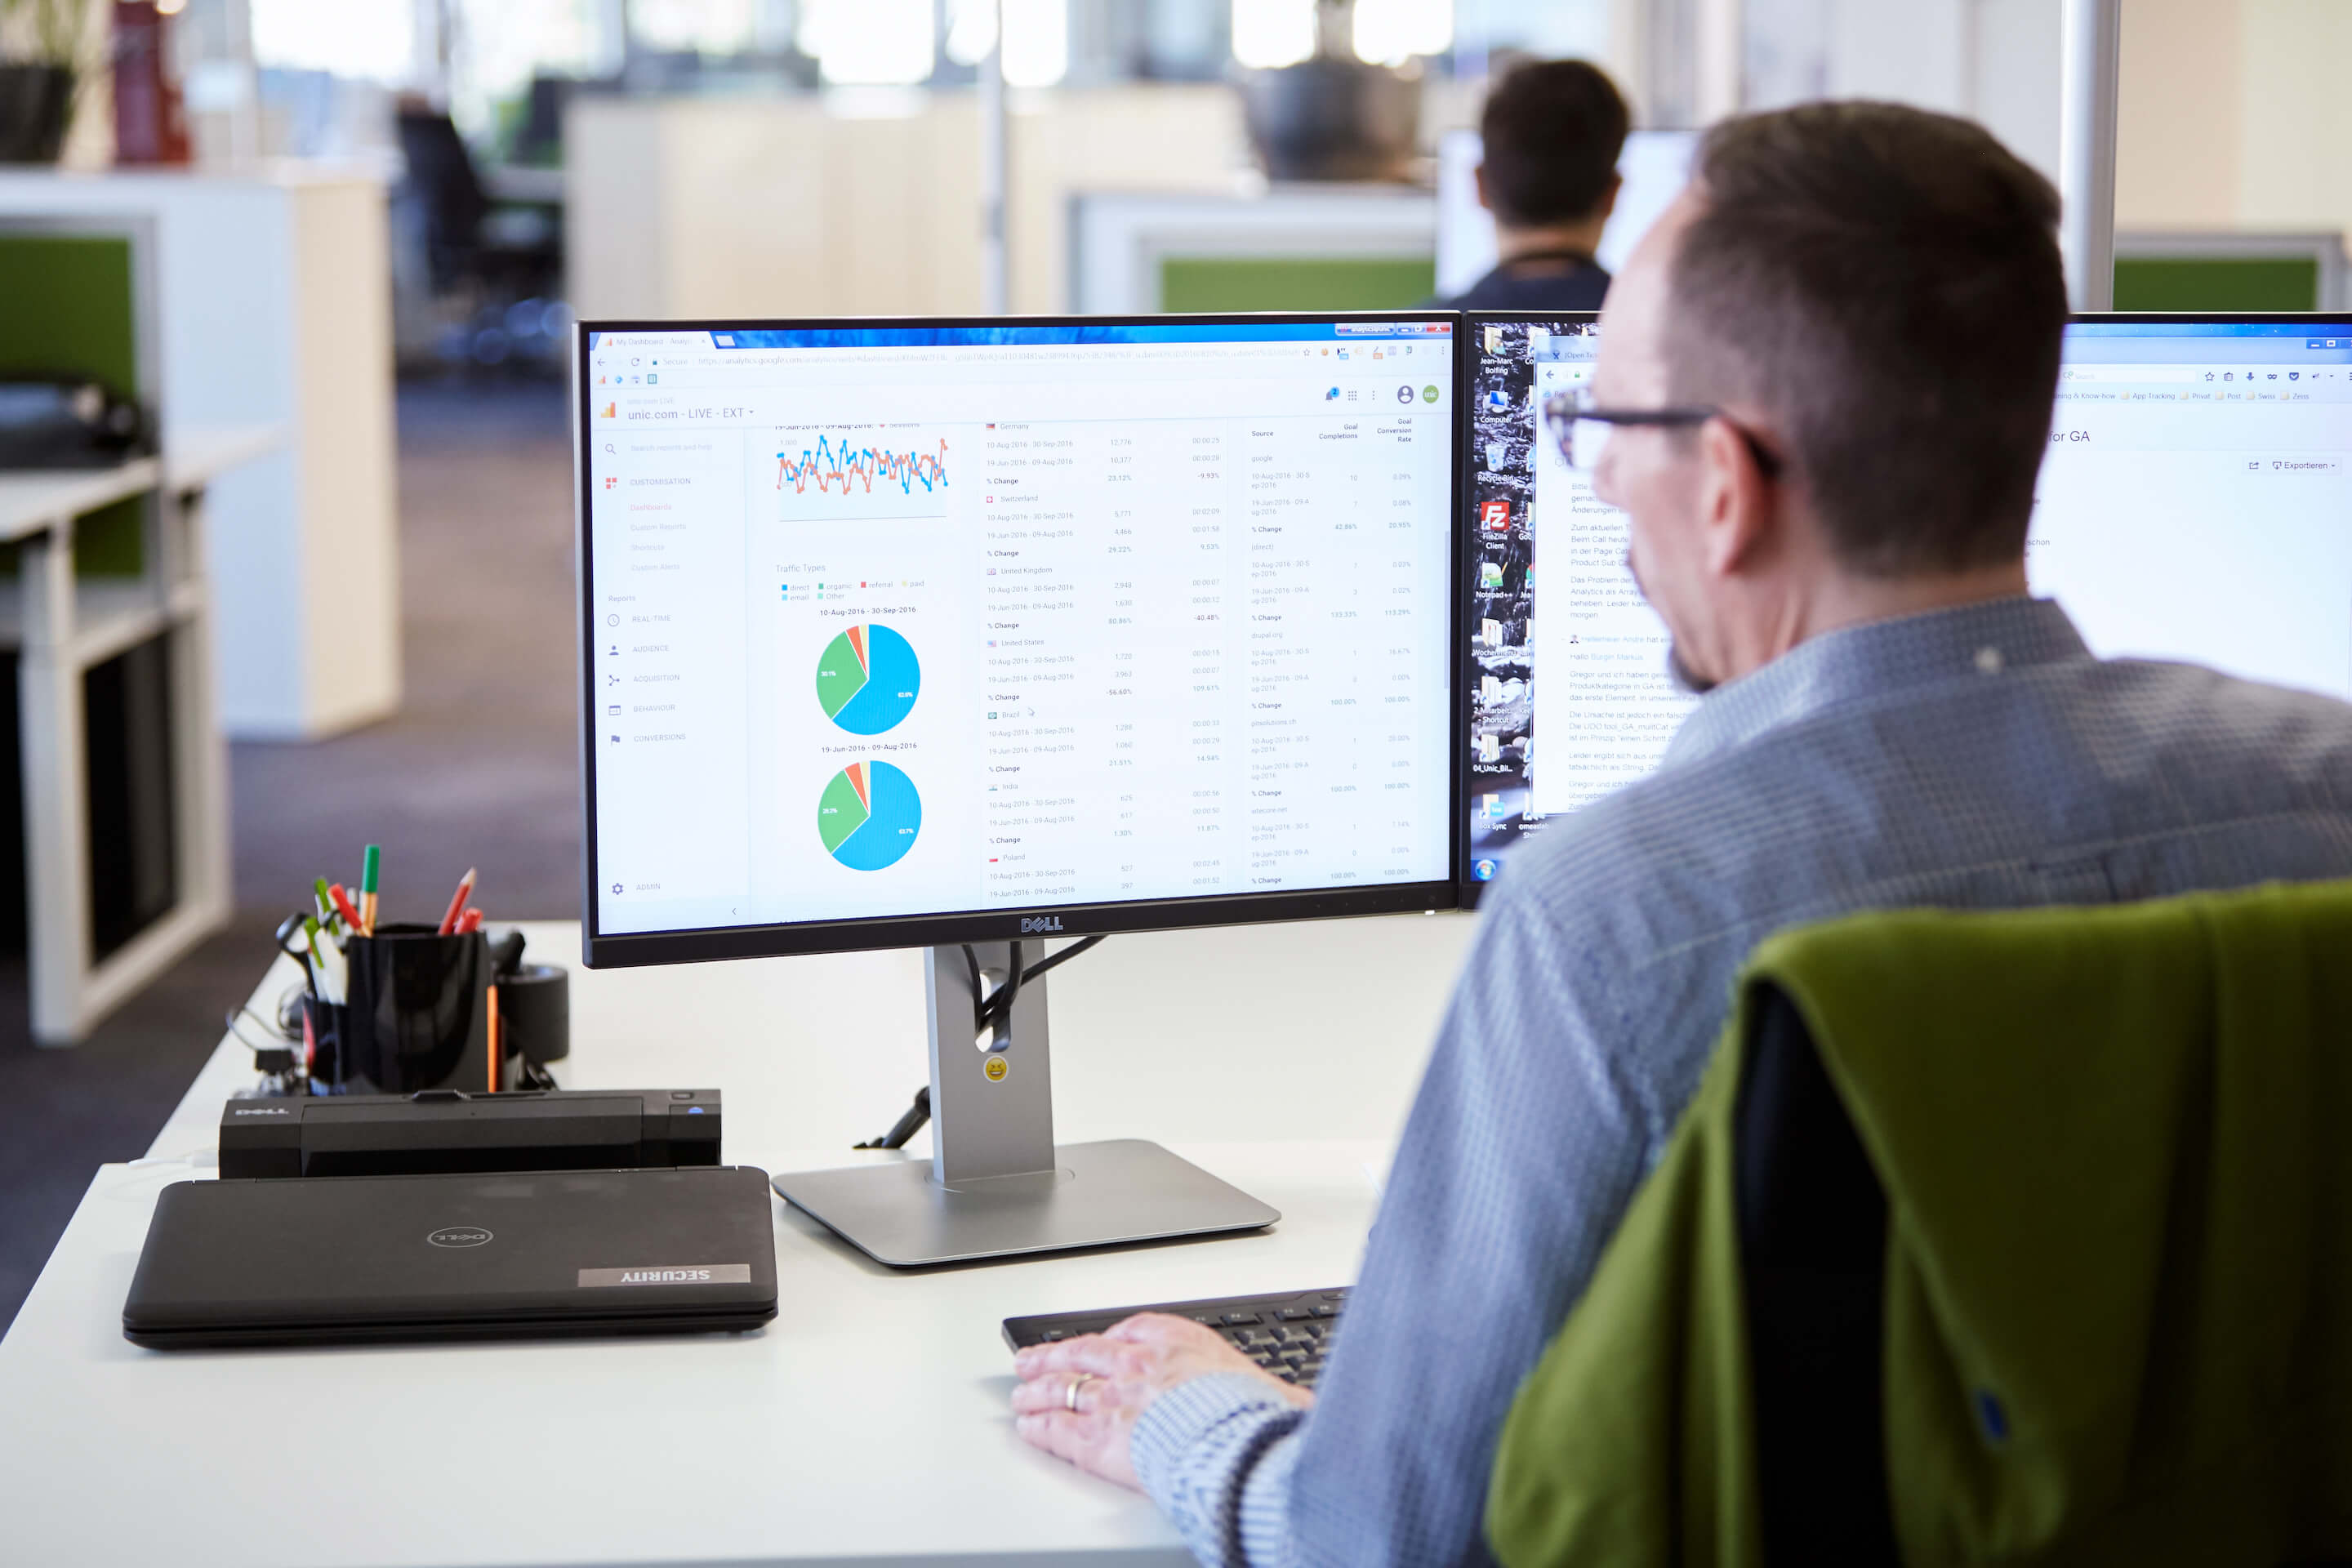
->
[982, 1054, 1009, 1083]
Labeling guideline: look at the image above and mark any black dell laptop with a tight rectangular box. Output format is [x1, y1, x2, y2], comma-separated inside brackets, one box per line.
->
[123, 1165, 778, 1349]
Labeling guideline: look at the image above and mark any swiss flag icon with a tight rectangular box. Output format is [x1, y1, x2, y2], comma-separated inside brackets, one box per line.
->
[1480, 500, 1512, 532]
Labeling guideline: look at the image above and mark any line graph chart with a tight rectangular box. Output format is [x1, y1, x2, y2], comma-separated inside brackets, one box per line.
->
[775, 430, 951, 523]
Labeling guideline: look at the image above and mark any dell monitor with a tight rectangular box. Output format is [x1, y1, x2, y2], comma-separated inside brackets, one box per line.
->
[576, 314, 1462, 1264]
[1459, 310, 2352, 897]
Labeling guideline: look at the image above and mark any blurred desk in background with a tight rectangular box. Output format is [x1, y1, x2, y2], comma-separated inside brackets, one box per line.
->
[0, 424, 282, 1042]
[0, 165, 400, 741]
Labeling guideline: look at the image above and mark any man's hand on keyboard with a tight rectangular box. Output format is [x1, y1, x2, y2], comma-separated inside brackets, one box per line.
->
[1011, 1312, 1313, 1489]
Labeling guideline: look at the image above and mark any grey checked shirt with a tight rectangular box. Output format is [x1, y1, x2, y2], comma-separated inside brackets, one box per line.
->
[1129, 596, 2352, 1566]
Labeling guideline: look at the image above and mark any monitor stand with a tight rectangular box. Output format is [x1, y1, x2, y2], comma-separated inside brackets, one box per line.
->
[770, 941, 1281, 1267]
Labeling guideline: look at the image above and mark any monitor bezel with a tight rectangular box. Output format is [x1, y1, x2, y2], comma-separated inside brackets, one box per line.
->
[1455, 310, 1600, 908]
[574, 310, 1468, 970]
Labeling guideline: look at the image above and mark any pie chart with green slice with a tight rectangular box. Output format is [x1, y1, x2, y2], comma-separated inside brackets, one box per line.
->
[816, 624, 920, 735]
[817, 760, 921, 871]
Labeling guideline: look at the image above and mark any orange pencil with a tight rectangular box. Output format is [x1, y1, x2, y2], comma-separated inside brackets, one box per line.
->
[436, 867, 477, 936]
[456, 906, 483, 934]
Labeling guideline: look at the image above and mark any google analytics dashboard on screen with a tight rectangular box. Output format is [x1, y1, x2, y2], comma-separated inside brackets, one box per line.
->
[580, 318, 1459, 942]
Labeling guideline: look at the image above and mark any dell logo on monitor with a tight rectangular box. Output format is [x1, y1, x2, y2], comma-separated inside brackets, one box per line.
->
[1019, 915, 1065, 933]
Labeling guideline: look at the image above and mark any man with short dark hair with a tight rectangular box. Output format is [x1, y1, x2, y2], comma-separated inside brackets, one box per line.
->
[1011, 101, 2352, 1566]
[1440, 58, 1629, 312]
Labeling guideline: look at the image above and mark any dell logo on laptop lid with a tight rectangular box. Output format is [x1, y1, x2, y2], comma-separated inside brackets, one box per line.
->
[426, 1227, 494, 1249]
[1020, 915, 1064, 933]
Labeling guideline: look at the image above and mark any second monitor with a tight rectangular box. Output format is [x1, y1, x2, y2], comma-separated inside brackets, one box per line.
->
[1460, 310, 2352, 898]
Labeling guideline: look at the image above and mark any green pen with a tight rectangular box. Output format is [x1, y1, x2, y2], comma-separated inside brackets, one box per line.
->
[360, 844, 381, 936]
[313, 876, 336, 932]
[301, 915, 327, 999]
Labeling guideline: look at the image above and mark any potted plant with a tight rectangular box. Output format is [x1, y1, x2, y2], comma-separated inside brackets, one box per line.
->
[0, 0, 87, 163]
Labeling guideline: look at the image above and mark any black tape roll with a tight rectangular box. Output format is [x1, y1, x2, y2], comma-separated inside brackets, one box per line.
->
[497, 962, 570, 1062]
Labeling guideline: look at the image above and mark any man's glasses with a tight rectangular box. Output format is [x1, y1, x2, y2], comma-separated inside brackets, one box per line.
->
[1540, 385, 1783, 477]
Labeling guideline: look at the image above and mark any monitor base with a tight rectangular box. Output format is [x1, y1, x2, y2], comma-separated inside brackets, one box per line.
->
[772, 1138, 1280, 1268]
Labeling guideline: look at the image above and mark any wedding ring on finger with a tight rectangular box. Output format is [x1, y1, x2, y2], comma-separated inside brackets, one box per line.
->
[1066, 1372, 1098, 1413]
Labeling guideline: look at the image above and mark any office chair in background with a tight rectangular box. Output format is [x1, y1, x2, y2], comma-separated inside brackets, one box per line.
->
[393, 107, 566, 372]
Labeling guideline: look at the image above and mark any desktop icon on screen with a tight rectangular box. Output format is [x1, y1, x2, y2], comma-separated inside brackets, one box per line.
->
[1473, 858, 1498, 881]
[1481, 501, 1512, 532]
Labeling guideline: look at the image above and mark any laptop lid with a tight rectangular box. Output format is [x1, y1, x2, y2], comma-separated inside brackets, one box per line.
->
[124, 1165, 777, 1344]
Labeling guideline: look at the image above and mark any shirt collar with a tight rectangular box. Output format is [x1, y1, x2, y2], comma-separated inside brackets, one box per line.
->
[1661, 595, 2091, 770]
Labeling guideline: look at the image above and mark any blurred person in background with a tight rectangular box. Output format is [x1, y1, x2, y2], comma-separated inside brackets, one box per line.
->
[1438, 58, 1630, 311]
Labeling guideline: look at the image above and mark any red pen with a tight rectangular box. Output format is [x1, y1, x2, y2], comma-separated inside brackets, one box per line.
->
[327, 882, 365, 934]
[437, 867, 477, 936]
[456, 906, 483, 935]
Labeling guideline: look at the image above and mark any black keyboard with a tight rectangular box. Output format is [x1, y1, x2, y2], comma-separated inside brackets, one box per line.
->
[1003, 1286, 1348, 1389]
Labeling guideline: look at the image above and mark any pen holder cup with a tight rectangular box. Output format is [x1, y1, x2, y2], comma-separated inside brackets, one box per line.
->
[326, 925, 505, 1094]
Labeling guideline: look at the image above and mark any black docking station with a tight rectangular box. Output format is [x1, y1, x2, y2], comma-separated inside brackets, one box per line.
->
[218, 1089, 722, 1179]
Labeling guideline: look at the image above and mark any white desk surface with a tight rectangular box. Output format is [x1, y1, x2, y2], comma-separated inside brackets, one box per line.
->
[2, 912, 1479, 1567]
[0, 423, 287, 539]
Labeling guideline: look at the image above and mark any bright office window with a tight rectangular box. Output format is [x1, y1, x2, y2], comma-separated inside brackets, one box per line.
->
[452, 0, 610, 134]
[946, 0, 995, 65]
[632, 0, 760, 53]
[1352, 0, 1451, 65]
[1457, 0, 1610, 61]
[800, 0, 936, 83]
[944, 0, 1070, 86]
[1231, 0, 1315, 69]
[1004, 0, 1069, 86]
[251, 0, 415, 82]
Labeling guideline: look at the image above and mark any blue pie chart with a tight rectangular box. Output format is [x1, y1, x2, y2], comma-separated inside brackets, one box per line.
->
[816, 624, 921, 736]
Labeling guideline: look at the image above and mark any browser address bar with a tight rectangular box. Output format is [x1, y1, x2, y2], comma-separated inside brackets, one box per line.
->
[2057, 364, 2212, 384]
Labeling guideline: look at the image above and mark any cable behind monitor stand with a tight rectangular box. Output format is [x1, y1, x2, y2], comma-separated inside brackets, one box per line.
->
[853, 936, 1107, 1150]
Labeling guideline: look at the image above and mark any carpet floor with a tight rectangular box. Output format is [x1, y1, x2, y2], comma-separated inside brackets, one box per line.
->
[0, 378, 579, 1332]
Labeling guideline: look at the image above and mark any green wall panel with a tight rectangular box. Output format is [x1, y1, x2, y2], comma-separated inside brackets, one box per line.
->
[0, 234, 139, 399]
[1159, 256, 1437, 314]
[0, 233, 148, 577]
[2113, 256, 2321, 313]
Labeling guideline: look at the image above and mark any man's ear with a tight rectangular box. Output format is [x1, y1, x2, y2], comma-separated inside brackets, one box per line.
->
[1696, 416, 1776, 579]
[1595, 172, 1623, 225]
[1473, 164, 1493, 215]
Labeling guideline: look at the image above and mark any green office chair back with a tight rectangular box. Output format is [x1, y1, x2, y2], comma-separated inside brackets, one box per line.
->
[1486, 879, 2352, 1567]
